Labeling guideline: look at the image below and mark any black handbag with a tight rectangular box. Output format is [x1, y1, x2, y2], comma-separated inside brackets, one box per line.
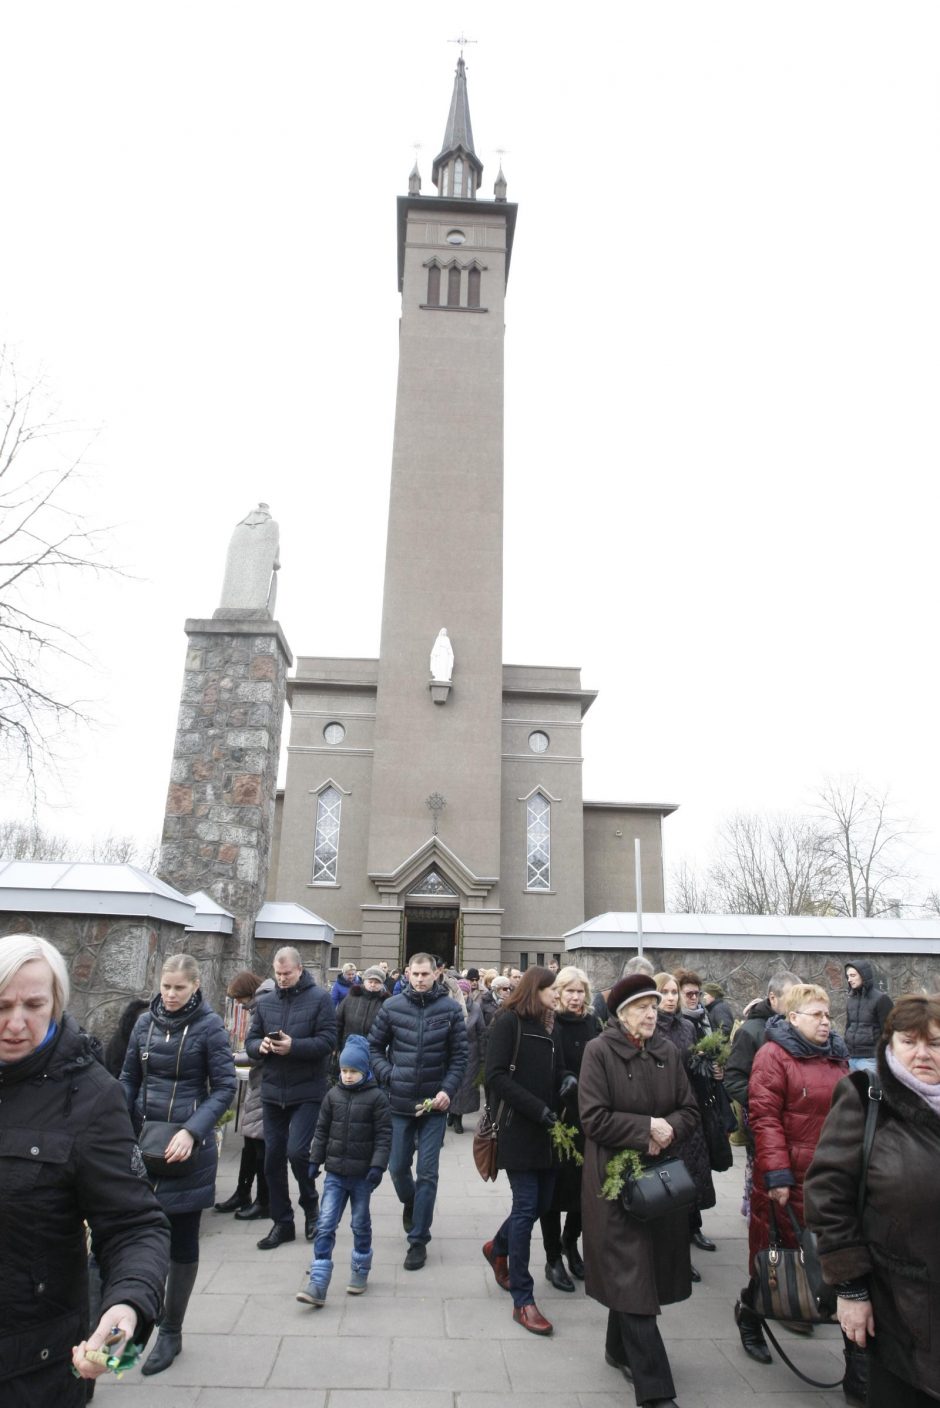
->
[753, 1202, 834, 1324]
[620, 1154, 697, 1221]
[139, 1019, 193, 1179]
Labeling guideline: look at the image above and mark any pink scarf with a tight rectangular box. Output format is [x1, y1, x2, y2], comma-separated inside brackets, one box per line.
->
[886, 1045, 940, 1118]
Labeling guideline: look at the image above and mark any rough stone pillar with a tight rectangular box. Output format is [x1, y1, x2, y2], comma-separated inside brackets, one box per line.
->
[157, 615, 292, 993]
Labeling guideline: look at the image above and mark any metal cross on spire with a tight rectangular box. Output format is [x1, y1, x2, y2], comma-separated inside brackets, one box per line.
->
[448, 32, 477, 59]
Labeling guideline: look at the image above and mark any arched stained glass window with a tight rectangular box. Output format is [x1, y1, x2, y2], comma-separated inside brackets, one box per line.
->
[427, 264, 441, 306]
[467, 267, 481, 308]
[447, 265, 461, 307]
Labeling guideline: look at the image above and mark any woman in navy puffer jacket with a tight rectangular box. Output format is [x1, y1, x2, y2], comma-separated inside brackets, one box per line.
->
[122, 953, 236, 1376]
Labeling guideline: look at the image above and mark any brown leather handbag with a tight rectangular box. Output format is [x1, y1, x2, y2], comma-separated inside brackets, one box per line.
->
[471, 1017, 521, 1182]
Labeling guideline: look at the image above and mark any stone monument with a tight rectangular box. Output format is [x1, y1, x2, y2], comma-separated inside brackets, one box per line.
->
[157, 504, 292, 998]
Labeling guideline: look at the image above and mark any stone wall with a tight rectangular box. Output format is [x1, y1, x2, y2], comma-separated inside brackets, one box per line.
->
[569, 945, 940, 1027]
[158, 616, 291, 994]
[0, 911, 208, 1039]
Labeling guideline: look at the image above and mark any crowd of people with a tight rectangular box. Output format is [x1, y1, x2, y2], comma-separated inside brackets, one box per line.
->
[1, 928, 936, 1408]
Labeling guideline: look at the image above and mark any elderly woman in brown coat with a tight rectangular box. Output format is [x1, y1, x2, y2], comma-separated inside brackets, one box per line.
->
[580, 973, 700, 1408]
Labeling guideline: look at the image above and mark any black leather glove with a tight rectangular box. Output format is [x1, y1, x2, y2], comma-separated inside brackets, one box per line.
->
[540, 1107, 557, 1130]
[559, 1074, 578, 1101]
[365, 1166, 383, 1189]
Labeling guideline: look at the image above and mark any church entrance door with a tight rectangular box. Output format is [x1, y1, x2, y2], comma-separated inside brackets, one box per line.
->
[404, 908, 459, 969]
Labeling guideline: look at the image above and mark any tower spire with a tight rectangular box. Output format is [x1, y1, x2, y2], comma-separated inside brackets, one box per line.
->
[432, 54, 483, 199]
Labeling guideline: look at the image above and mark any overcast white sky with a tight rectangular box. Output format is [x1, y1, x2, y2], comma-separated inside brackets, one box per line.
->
[2, 2, 939, 903]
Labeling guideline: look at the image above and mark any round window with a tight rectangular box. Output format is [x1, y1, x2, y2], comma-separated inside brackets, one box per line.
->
[446, 229, 466, 245]
[528, 730, 549, 754]
[323, 722, 346, 745]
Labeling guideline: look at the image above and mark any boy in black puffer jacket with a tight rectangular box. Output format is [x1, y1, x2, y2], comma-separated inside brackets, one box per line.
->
[296, 1035, 392, 1306]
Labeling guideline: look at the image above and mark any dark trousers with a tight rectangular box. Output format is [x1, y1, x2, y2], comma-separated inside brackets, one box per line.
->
[492, 1168, 556, 1308]
[262, 1099, 321, 1225]
[606, 1307, 676, 1405]
[540, 1206, 582, 1259]
[388, 1111, 447, 1246]
[168, 1210, 202, 1264]
[235, 1136, 269, 1202]
[869, 1357, 935, 1408]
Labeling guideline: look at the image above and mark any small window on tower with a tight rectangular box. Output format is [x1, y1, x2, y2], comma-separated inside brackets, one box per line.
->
[441, 167, 450, 197]
[454, 157, 464, 197]
[467, 267, 481, 308]
[447, 266, 461, 307]
[427, 265, 441, 306]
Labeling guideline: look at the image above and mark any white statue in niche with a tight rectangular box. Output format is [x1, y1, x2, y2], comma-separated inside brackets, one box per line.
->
[218, 503, 281, 614]
[429, 628, 454, 683]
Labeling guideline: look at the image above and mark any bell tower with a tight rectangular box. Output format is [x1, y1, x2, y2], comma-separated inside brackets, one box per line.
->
[365, 58, 517, 938]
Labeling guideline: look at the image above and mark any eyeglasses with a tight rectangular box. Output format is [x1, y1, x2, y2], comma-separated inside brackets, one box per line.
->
[795, 1011, 831, 1023]
[682, 990, 701, 999]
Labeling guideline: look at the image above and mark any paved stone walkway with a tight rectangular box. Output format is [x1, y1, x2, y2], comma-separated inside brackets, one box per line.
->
[98, 1136, 847, 1407]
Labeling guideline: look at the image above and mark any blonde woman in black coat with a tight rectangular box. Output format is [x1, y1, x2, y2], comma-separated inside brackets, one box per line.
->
[482, 967, 574, 1337]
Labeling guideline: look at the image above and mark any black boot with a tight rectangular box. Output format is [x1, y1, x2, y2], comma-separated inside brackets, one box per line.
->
[545, 1257, 576, 1292]
[452, 1115, 464, 1133]
[562, 1234, 585, 1279]
[141, 1261, 198, 1376]
[842, 1339, 868, 1408]
[215, 1145, 253, 1212]
[735, 1291, 772, 1365]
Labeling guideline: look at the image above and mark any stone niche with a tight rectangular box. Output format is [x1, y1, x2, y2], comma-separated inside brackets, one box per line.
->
[568, 945, 940, 1027]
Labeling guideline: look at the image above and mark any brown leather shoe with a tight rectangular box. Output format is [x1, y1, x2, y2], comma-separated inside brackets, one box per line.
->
[482, 1240, 510, 1292]
[512, 1303, 553, 1336]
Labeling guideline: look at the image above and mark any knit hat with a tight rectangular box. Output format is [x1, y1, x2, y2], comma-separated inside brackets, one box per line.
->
[363, 966, 386, 983]
[457, 979, 472, 995]
[339, 1033, 371, 1076]
[702, 982, 724, 1000]
[465, 968, 480, 981]
[607, 973, 662, 1017]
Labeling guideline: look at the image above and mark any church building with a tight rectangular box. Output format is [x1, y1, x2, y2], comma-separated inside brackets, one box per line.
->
[266, 58, 676, 974]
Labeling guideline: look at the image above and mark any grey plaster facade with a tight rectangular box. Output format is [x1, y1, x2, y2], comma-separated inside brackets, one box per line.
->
[268, 63, 676, 975]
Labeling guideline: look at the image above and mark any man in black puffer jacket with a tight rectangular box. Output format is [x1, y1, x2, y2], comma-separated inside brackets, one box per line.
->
[843, 959, 892, 1071]
[246, 948, 336, 1250]
[368, 951, 467, 1271]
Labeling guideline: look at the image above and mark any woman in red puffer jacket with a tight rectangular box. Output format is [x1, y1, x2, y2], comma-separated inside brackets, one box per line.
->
[734, 983, 848, 1369]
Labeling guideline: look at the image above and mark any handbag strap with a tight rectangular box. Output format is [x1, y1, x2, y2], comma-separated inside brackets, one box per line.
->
[856, 1071, 882, 1221]
[140, 1018, 190, 1123]
[489, 1013, 523, 1130]
[760, 1321, 844, 1390]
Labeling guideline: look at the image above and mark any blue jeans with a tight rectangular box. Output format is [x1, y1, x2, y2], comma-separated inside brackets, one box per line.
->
[492, 1168, 557, 1308]
[308, 1172, 373, 1289]
[388, 1111, 446, 1245]
[262, 1099, 321, 1225]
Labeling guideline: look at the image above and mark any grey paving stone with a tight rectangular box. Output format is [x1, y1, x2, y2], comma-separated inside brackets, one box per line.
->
[502, 1334, 615, 1391]
[96, 1384, 201, 1405]
[184, 1292, 247, 1334]
[135, 1331, 279, 1387]
[337, 1295, 446, 1337]
[232, 1290, 358, 1336]
[267, 1335, 391, 1389]
[391, 1336, 510, 1390]
[329, 1394, 454, 1408]
[198, 1394, 325, 1408]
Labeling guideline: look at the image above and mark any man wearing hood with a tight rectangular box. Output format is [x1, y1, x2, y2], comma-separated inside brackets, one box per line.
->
[368, 951, 468, 1270]
[724, 970, 801, 1111]
[843, 959, 893, 1073]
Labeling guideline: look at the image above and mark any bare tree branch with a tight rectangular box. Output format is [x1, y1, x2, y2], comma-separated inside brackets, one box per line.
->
[0, 348, 112, 798]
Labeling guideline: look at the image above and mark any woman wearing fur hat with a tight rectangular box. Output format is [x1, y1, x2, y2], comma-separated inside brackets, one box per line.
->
[579, 972, 699, 1408]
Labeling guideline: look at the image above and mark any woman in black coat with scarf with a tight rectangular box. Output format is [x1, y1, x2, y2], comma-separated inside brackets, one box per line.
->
[122, 953, 236, 1376]
[482, 966, 574, 1337]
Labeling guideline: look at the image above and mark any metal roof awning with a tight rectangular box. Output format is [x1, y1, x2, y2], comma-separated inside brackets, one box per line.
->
[564, 911, 940, 956]
[254, 902, 335, 945]
[0, 860, 196, 927]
